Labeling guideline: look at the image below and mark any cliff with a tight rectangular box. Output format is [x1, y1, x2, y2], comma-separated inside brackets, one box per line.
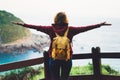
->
[0, 10, 50, 53]
[0, 10, 31, 44]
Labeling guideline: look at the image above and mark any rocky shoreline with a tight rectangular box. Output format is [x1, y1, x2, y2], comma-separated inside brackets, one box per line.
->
[0, 34, 50, 53]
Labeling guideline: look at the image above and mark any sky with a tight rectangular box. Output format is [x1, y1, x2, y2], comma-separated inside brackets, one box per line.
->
[1, 0, 120, 22]
[1, 0, 119, 34]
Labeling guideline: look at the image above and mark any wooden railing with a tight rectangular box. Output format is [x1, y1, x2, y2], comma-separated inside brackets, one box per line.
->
[0, 47, 120, 80]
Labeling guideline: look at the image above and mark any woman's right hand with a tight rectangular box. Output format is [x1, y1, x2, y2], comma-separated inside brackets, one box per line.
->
[12, 22, 24, 26]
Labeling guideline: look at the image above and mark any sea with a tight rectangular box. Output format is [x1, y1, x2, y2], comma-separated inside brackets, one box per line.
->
[0, 18, 120, 74]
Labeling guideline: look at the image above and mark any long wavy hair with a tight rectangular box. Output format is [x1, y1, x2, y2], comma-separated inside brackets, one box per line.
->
[54, 12, 68, 25]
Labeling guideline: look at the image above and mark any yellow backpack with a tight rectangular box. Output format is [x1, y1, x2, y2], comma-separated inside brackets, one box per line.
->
[52, 28, 70, 61]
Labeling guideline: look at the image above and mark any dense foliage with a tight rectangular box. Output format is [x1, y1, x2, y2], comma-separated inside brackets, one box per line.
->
[0, 63, 119, 80]
[0, 66, 44, 80]
[0, 10, 31, 43]
[70, 63, 119, 75]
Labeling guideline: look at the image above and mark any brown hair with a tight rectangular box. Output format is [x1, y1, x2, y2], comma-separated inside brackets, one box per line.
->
[54, 12, 68, 24]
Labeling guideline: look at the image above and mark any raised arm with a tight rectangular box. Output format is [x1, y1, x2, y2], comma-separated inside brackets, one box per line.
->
[70, 22, 111, 35]
[81, 22, 111, 31]
[12, 22, 44, 29]
[12, 22, 52, 34]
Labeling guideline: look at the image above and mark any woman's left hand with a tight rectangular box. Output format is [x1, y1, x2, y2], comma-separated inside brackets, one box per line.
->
[100, 22, 112, 26]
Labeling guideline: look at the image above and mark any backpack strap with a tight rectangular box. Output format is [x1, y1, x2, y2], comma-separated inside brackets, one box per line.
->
[53, 27, 69, 37]
[64, 27, 69, 37]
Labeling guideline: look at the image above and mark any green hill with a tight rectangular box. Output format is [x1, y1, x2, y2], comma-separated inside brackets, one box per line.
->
[0, 10, 31, 43]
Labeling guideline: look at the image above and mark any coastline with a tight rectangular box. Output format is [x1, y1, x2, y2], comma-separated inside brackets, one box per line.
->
[0, 34, 50, 53]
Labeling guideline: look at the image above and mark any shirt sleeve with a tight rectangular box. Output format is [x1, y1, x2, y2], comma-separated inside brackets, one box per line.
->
[69, 23, 101, 35]
[22, 23, 52, 34]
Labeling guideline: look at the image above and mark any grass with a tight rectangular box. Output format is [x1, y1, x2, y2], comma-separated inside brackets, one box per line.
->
[0, 63, 119, 80]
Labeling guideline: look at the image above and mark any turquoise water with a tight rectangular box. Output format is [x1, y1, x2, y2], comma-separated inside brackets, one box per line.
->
[0, 50, 43, 65]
